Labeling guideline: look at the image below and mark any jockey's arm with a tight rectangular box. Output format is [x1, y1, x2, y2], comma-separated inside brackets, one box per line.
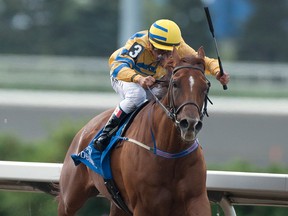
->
[178, 41, 230, 85]
[109, 46, 143, 83]
[177, 42, 219, 75]
[109, 57, 154, 88]
[203, 56, 230, 85]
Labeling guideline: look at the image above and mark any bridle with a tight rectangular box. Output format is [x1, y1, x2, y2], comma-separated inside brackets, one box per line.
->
[118, 64, 213, 160]
[148, 64, 212, 126]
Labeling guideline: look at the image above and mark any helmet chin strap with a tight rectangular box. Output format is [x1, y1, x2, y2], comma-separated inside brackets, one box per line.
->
[157, 54, 163, 62]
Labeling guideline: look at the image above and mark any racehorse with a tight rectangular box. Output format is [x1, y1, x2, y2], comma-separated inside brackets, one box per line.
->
[54, 47, 212, 216]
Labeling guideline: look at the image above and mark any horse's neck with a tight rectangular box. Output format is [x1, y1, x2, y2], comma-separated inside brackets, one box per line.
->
[150, 99, 184, 153]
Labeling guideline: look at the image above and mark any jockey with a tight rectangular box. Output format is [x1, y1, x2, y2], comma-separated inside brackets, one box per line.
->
[94, 19, 230, 152]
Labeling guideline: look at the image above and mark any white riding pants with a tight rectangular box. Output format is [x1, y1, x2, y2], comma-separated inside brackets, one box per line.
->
[111, 77, 148, 114]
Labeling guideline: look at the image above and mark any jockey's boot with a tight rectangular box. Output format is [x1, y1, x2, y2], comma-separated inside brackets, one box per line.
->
[94, 106, 127, 152]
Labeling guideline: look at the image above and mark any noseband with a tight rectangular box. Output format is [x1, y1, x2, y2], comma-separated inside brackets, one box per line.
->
[149, 65, 212, 125]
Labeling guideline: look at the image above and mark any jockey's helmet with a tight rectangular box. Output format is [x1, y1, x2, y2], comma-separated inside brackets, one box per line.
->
[148, 19, 181, 51]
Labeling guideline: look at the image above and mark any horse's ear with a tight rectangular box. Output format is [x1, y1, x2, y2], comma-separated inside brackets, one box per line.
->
[197, 46, 205, 59]
[172, 46, 180, 66]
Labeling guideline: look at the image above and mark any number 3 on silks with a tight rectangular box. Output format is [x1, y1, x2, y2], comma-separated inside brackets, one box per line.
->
[128, 42, 144, 59]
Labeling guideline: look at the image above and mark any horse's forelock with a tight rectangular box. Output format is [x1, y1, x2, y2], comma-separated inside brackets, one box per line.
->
[179, 56, 205, 69]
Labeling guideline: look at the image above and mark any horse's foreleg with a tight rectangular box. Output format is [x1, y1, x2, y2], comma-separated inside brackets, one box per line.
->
[58, 163, 99, 216]
[188, 194, 211, 216]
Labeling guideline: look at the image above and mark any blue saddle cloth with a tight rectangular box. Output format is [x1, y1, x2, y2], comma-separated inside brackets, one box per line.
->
[71, 121, 127, 180]
[71, 101, 148, 180]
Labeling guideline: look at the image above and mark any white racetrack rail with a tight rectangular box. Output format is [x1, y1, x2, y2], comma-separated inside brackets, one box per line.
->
[0, 160, 288, 216]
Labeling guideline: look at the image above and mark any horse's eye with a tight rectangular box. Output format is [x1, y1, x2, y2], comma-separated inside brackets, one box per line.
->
[172, 80, 178, 88]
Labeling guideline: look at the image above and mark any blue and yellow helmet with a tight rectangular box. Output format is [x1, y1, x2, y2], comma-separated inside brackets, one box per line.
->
[148, 19, 182, 51]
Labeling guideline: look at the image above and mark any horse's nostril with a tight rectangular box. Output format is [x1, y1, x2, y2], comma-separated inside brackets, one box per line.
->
[179, 119, 189, 129]
[195, 121, 203, 132]
[179, 119, 202, 132]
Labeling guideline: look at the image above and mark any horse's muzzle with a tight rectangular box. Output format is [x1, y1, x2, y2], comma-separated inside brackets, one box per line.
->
[179, 118, 202, 141]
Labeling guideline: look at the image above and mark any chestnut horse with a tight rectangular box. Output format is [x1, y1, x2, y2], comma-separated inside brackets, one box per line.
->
[56, 47, 212, 216]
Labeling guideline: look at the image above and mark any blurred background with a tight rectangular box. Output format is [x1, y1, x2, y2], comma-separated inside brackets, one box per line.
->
[0, 0, 288, 215]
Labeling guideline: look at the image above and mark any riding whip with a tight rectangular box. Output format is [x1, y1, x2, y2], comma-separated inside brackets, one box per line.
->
[204, 7, 228, 90]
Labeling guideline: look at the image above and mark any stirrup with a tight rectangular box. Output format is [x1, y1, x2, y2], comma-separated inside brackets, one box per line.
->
[94, 135, 109, 152]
